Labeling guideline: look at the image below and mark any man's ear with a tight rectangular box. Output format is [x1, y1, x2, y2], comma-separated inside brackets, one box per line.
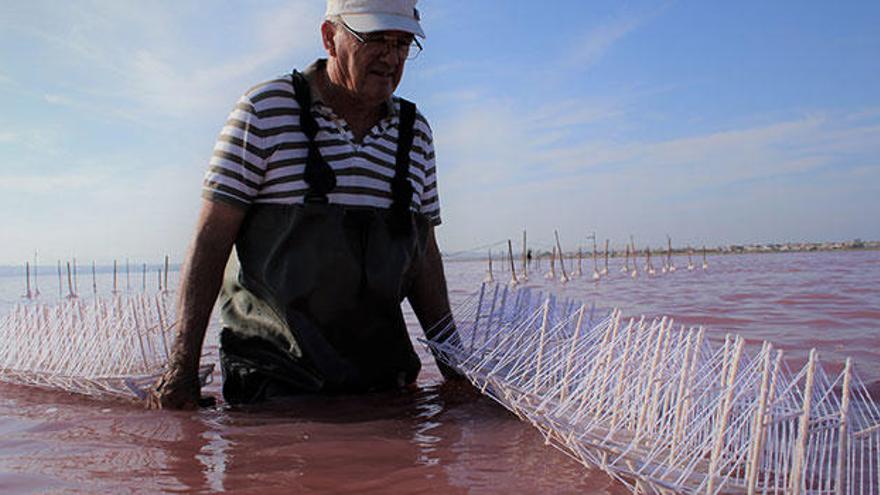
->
[321, 21, 337, 57]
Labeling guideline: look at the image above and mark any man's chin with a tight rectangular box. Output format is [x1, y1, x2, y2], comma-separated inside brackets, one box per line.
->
[360, 85, 395, 104]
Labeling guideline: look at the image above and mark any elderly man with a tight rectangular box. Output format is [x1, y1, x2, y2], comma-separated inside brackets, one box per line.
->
[149, 0, 458, 409]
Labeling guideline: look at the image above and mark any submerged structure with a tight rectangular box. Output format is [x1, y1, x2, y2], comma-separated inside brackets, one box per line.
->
[0, 292, 212, 400]
[425, 283, 880, 494]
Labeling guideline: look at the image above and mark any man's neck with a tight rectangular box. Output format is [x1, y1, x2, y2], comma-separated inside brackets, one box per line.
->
[320, 62, 386, 141]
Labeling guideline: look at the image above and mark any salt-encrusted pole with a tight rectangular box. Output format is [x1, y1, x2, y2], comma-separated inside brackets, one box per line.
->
[72, 257, 79, 295]
[66, 261, 76, 299]
[470, 282, 486, 352]
[835, 358, 852, 495]
[546, 247, 557, 280]
[630, 236, 639, 277]
[560, 304, 587, 402]
[554, 230, 569, 283]
[603, 239, 610, 275]
[591, 237, 600, 281]
[507, 240, 518, 285]
[163, 255, 170, 293]
[32, 252, 41, 297]
[56, 260, 63, 298]
[533, 300, 551, 386]
[746, 342, 773, 494]
[485, 250, 495, 283]
[789, 348, 818, 494]
[23, 262, 32, 299]
[706, 336, 745, 494]
[112, 260, 119, 294]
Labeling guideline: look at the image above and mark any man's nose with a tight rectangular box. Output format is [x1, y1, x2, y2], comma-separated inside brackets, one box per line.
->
[379, 42, 402, 65]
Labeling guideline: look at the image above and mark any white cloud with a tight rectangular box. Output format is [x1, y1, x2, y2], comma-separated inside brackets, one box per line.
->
[43, 94, 76, 106]
[432, 98, 880, 251]
[566, 4, 666, 71]
[2, 1, 324, 122]
[571, 16, 643, 68]
[0, 171, 108, 194]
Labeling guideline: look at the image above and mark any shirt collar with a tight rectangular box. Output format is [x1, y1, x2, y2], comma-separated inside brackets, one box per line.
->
[301, 59, 397, 117]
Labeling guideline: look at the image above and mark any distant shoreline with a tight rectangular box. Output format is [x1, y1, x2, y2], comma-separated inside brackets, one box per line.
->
[0, 242, 877, 272]
[443, 240, 880, 261]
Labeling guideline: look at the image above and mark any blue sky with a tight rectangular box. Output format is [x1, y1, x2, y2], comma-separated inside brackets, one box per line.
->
[1, 0, 878, 264]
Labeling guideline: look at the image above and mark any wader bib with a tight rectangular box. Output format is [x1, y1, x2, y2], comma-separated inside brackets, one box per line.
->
[219, 71, 429, 404]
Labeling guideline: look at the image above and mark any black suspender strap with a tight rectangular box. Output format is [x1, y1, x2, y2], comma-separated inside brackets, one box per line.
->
[290, 68, 417, 229]
[390, 99, 417, 236]
[290, 70, 336, 203]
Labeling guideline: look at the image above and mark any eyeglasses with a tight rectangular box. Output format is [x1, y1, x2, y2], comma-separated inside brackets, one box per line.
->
[339, 21, 423, 60]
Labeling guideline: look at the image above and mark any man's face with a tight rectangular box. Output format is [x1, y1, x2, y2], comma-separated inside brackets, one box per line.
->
[325, 21, 412, 105]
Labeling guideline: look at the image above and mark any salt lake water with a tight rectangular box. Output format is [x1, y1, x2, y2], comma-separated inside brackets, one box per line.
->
[0, 250, 878, 493]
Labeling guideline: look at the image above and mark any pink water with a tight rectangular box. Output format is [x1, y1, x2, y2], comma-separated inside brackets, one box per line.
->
[1, 250, 878, 493]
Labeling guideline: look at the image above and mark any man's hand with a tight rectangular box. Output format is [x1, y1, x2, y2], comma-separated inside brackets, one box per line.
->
[145, 199, 244, 410]
[146, 366, 201, 410]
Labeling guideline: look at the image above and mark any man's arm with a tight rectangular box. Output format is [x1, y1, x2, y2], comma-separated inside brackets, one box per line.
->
[147, 199, 246, 409]
[407, 226, 463, 380]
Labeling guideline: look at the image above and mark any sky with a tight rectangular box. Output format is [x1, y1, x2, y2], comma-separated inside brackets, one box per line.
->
[1, 0, 879, 264]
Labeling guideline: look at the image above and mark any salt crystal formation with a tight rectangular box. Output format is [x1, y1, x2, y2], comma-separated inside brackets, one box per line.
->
[425, 283, 880, 494]
[0, 293, 212, 400]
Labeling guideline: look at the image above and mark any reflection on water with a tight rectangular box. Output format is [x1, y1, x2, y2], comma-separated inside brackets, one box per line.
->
[0, 380, 619, 494]
[0, 250, 878, 493]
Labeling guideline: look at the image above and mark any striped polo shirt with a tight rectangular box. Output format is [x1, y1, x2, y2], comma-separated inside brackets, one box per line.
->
[202, 60, 441, 226]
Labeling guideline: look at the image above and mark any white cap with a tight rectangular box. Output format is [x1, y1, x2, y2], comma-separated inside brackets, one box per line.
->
[326, 0, 425, 38]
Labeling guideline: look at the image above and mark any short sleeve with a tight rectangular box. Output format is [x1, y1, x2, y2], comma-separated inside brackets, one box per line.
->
[201, 94, 267, 209]
[414, 113, 441, 226]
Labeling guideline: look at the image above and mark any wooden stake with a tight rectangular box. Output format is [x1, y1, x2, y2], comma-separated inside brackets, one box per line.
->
[163, 255, 170, 292]
[57, 260, 62, 298]
[113, 259, 119, 293]
[32, 252, 40, 297]
[669, 329, 695, 464]
[560, 304, 586, 401]
[603, 239, 609, 274]
[591, 238, 600, 280]
[746, 342, 773, 494]
[790, 349, 818, 494]
[66, 261, 75, 298]
[534, 300, 551, 384]
[485, 250, 495, 283]
[471, 283, 486, 352]
[507, 239, 518, 284]
[72, 257, 78, 294]
[24, 262, 32, 299]
[707, 336, 745, 494]
[554, 230, 569, 282]
[835, 358, 852, 495]
[73, 256, 79, 295]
